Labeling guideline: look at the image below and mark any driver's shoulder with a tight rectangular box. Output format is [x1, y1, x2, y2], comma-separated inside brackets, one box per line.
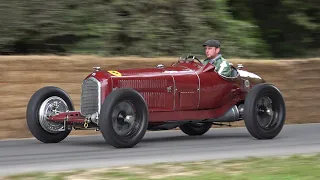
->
[214, 56, 225, 64]
[219, 56, 228, 62]
[218, 56, 230, 65]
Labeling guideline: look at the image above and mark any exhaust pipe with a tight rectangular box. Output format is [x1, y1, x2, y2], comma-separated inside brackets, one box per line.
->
[208, 105, 240, 122]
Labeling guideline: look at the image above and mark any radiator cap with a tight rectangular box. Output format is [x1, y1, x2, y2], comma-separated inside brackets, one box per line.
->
[93, 66, 101, 72]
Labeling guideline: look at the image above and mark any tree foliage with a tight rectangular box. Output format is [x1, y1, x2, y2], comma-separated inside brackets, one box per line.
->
[0, 0, 318, 58]
[228, 0, 319, 57]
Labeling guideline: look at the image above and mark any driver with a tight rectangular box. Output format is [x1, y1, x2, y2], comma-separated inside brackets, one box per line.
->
[202, 39, 232, 77]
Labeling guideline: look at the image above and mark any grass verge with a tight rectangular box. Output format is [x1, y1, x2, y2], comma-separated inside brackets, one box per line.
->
[2, 153, 320, 180]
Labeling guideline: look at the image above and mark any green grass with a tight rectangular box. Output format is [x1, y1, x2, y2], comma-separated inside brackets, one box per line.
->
[3, 153, 320, 180]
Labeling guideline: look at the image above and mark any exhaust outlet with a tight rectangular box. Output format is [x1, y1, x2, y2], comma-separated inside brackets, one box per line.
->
[209, 105, 240, 122]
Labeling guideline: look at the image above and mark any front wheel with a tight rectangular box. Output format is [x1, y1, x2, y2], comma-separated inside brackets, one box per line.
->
[26, 86, 74, 143]
[244, 83, 286, 139]
[99, 88, 149, 148]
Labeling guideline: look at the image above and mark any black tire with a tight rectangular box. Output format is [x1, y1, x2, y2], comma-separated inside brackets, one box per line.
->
[244, 83, 286, 139]
[179, 122, 212, 136]
[26, 86, 74, 143]
[99, 88, 149, 148]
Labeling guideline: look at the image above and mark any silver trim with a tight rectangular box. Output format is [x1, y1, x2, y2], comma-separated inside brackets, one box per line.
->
[208, 105, 240, 122]
[238, 104, 244, 119]
[237, 64, 244, 69]
[39, 96, 69, 133]
[171, 74, 176, 110]
[80, 77, 101, 116]
[93, 77, 102, 114]
[165, 72, 176, 110]
[157, 64, 164, 68]
[93, 66, 101, 71]
[195, 71, 201, 109]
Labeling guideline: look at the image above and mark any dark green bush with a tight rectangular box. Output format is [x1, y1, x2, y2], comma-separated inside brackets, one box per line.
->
[0, 0, 318, 58]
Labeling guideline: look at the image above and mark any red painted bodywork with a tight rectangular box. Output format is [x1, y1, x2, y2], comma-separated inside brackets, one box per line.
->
[49, 60, 265, 125]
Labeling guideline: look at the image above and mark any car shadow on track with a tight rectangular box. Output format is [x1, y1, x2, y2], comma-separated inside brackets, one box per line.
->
[142, 132, 252, 143]
[61, 130, 252, 148]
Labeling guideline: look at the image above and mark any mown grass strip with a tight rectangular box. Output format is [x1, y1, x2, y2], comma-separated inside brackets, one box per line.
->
[2, 153, 320, 180]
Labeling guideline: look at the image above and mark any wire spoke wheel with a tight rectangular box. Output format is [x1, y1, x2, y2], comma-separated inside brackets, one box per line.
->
[39, 96, 69, 133]
[26, 86, 74, 143]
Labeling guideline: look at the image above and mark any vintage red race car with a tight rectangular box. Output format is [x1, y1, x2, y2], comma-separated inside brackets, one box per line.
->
[26, 55, 286, 148]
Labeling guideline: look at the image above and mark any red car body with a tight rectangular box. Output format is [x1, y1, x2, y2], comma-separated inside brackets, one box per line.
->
[27, 57, 285, 148]
[50, 60, 264, 126]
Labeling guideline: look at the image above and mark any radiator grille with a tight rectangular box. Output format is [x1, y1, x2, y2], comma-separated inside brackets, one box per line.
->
[80, 77, 100, 116]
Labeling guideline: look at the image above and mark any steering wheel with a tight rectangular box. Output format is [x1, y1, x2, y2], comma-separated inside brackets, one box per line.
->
[182, 55, 203, 64]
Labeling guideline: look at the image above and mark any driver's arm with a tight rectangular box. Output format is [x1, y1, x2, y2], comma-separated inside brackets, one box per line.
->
[214, 59, 232, 77]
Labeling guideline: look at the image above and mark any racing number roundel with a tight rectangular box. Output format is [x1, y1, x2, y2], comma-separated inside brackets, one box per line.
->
[108, 70, 122, 77]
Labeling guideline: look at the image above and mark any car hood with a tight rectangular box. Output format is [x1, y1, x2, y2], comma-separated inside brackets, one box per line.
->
[105, 66, 192, 77]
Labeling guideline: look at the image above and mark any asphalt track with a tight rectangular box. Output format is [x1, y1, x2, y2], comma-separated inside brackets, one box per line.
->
[0, 123, 320, 176]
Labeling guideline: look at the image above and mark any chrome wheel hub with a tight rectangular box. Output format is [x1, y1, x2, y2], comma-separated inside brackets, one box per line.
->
[39, 96, 69, 133]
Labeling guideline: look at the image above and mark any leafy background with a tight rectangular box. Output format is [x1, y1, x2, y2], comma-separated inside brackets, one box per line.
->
[0, 0, 318, 58]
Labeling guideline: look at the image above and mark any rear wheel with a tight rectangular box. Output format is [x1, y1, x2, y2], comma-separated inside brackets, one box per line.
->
[99, 88, 149, 148]
[179, 122, 212, 136]
[244, 83, 286, 139]
[26, 86, 74, 143]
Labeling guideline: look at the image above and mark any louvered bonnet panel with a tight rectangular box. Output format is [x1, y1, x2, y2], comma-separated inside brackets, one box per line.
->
[118, 79, 168, 108]
[118, 79, 167, 89]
